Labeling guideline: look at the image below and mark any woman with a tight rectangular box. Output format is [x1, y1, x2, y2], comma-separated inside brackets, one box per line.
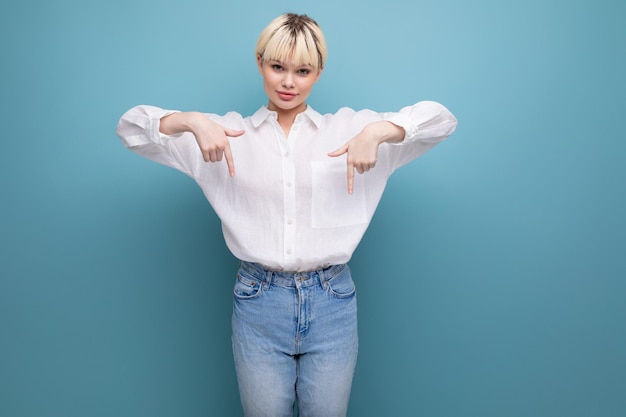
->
[116, 13, 457, 417]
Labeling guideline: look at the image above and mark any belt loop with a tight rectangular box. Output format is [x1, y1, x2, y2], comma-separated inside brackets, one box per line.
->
[264, 269, 272, 290]
[319, 266, 328, 290]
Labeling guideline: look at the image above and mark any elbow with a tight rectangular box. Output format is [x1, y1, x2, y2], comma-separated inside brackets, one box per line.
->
[115, 105, 153, 143]
[447, 113, 458, 136]
[432, 101, 458, 137]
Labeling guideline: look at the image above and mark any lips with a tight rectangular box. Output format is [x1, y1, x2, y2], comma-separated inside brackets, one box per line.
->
[277, 91, 297, 101]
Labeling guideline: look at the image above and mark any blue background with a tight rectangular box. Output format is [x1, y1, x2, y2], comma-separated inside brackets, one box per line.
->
[1, 0, 625, 416]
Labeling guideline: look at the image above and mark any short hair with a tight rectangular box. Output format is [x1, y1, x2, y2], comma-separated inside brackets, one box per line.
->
[256, 13, 327, 69]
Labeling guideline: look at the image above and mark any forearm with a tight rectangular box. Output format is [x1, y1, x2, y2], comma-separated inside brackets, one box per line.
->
[159, 111, 206, 136]
[363, 120, 406, 145]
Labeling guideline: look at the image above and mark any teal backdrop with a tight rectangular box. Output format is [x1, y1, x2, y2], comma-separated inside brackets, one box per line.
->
[1, 0, 625, 416]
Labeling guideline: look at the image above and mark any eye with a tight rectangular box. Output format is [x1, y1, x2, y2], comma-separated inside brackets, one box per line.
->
[271, 64, 284, 71]
[298, 68, 311, 75]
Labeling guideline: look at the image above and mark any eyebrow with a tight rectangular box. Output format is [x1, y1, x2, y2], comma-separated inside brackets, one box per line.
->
[269, 60, 313, 69]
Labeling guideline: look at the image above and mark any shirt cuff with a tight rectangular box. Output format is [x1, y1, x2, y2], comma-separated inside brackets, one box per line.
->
[382, 113, 419, 144]
[147, 109, 183, 146]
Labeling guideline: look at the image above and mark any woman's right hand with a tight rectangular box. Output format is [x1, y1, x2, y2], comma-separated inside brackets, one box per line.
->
[160, 112, 245, 176]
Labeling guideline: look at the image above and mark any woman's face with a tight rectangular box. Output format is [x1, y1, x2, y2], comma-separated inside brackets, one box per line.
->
[257, 56, 322, 114]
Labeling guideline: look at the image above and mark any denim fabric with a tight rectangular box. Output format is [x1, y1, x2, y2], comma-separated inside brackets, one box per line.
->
[232, 261, 358, 417]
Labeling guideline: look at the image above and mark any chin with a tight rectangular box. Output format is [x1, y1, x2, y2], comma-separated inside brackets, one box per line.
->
[271, 101, 305, 112]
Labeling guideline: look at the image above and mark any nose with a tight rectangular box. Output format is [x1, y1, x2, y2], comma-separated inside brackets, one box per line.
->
[282, 73, 295, 88]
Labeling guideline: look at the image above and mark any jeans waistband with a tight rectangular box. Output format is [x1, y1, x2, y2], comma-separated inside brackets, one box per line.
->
[238, 261, 348, 288]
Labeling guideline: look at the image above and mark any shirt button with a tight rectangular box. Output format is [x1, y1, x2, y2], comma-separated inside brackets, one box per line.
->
[284, 152, 290, 158]
[287, 182, 292, 187]
[287, 219, 293, 224]
[287, 249, 292, 255]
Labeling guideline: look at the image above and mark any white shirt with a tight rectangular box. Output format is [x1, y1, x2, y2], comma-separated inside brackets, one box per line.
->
[116, 102, 457, 271]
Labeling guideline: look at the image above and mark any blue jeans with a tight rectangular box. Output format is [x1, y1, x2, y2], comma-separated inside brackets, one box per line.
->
[232, 261, 359, 417]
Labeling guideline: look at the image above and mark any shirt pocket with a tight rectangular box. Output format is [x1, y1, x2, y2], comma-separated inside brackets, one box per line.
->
[311, 160, 368, 228]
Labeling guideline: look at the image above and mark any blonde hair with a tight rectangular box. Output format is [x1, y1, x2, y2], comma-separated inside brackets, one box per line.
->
[256, 13, 327, 69]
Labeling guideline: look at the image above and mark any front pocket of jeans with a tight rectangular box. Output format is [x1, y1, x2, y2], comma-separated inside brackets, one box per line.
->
[233, 274, 263, 300]
[311, 160, 368, 228]
[327, 270, 356, 299]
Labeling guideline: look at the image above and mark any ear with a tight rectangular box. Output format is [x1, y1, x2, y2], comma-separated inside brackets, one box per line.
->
[257, 55, 264, 74]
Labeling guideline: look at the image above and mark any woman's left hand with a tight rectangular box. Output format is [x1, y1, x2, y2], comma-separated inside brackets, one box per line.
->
[328, 121, 405, 193]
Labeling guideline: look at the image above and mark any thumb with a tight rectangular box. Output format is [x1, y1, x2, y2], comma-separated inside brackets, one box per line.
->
[224, 128, 246, 138]
[328, 143, 348, 157]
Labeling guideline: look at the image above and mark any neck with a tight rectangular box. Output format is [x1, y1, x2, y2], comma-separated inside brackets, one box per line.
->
[268, 102, 307, 137]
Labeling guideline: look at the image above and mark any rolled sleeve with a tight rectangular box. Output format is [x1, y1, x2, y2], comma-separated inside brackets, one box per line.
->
[116, 105, 181, 148]
[384, 100, 457, 144]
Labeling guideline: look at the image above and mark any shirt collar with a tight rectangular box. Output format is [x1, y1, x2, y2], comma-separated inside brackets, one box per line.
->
[251, 106, 323, 129]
